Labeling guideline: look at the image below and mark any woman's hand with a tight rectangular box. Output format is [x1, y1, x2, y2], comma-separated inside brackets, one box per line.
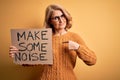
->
[9, 46, 18, 58]
[68, 41, 80, 50]
[63, 40, 80, 50]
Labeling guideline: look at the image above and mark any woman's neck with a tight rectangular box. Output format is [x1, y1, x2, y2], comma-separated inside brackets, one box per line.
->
[53, 29, 67, 36]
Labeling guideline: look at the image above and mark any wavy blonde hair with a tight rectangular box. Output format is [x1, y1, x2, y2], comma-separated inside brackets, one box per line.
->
[43, 4, 72, 32]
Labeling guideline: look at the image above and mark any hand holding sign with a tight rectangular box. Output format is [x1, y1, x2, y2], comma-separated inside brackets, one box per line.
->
[9, 46, 18, 58]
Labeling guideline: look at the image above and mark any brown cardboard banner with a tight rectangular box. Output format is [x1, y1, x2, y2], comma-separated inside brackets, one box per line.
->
[11, 28, 53, 65]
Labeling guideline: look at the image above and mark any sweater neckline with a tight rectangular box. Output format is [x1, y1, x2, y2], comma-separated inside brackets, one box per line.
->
[52, 31, 70, 38]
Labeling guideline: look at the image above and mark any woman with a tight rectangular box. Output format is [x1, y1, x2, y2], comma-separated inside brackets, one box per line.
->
[9, 4, 97, 80]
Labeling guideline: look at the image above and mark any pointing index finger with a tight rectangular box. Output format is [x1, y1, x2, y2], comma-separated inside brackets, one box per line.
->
[62, 41, 69, 43]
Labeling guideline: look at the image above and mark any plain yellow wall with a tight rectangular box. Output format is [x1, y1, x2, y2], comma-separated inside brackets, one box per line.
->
[0, 0, 120, 80]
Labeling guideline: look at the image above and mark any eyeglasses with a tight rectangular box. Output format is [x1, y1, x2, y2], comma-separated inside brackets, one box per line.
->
[50, 14, 66, 22]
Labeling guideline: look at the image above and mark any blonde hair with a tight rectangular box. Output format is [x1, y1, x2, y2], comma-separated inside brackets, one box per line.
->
[43, 4, 72, 31]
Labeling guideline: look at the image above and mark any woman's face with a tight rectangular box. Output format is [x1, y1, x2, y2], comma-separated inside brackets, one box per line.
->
[50, 10, 67, 31]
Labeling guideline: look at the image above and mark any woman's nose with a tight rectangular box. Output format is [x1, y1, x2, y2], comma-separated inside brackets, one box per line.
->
[59, 17, 63, 23]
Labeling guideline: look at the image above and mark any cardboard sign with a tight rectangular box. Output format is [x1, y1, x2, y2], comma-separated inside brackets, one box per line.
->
[11, 28, 53, 65]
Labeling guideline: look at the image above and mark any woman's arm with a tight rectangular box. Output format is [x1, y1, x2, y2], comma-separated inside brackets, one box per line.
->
[76, 44, 96, 66]
[70, 33, 97, 66]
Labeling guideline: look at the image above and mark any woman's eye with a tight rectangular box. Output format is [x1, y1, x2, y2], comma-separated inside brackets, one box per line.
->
[54, 17, 59, 20]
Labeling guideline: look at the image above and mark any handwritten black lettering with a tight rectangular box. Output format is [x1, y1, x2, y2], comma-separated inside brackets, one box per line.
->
[27, 31, 34, 40]
[41, 30, 48, 40]
[15, 52, 47, 61]
[39, 53, 47, 61]
[34, 31, 40, 40]
[17, 31, 26, 41]
[41, 43, 47, 52]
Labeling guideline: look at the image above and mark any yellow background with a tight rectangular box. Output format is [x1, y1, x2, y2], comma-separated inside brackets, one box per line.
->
[0, 0, 120, 80]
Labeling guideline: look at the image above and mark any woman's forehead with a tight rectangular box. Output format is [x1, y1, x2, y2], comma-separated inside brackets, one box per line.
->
[51, 10, 63, 16]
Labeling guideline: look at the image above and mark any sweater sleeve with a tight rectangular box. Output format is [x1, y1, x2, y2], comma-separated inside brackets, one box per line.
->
[73, 33, 97, 66]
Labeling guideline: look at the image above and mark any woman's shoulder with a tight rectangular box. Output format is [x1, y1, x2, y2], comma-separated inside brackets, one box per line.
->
[67, 31, 85, 43]
[67, 31, 80, 37]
